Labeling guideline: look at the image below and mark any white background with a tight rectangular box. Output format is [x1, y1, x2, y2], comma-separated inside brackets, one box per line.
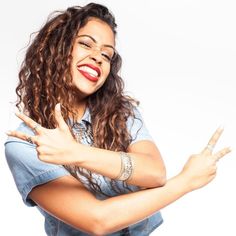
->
[1, 0, 236, 235]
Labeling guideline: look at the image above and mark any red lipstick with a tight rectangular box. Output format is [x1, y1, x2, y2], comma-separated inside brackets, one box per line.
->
[77, 64, 101, 82]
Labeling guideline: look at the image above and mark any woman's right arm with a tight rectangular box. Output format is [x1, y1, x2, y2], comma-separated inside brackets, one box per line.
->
[29, 174, 186, 235]
[29, 137, 231, 236]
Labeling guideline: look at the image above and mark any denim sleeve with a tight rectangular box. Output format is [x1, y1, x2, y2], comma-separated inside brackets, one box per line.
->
[127, 107, 153, 145]
[4, 123, 70, 207]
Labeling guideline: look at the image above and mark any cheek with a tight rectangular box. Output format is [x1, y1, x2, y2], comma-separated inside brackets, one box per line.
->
[103, 64, 111, 78]
[71, 48, 88, 62]
[98, 66, 110, 88]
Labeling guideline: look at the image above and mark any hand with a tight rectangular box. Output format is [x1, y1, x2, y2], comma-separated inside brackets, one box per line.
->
[7, 104, 79, 165]
[180, 127, 231, 192]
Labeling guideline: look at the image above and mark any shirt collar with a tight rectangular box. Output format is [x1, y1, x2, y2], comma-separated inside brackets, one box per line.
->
[81, 107, 91, 124]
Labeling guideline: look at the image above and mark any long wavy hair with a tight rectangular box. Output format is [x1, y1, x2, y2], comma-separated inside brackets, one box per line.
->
[16, 3, 140, 196]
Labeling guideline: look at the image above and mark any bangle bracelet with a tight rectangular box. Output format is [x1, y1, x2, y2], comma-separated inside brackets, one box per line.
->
[115, 152, 134, 181]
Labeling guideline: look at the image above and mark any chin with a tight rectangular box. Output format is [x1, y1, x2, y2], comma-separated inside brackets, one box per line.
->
[72, 85, 97, 98]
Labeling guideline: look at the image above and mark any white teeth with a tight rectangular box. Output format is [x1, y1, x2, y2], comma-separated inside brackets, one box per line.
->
[78, 66, 98, 77]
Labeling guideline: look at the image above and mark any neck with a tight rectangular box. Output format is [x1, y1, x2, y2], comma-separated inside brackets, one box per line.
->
[72, 98, 87, 122]
[65, 91, 88, 122]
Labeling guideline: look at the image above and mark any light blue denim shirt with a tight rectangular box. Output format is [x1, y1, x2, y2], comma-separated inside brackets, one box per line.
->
[5, 107, 163, 235]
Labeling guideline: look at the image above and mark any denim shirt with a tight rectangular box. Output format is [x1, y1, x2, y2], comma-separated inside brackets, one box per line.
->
[5, 107, 163, 235]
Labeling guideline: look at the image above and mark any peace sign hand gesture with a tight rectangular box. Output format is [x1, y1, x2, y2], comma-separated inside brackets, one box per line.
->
[180, 127, 231, 192]
[7, 104, 79, 165]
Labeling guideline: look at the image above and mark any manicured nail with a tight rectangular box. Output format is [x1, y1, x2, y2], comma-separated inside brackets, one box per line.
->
[218, 125, 224, 131]
[6, 131, 11, 135]
[15, 110, 23, 116]
[55, 103, 61, 111]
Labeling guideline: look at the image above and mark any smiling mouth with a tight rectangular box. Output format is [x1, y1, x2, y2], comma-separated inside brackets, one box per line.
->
[77, 64, 101, 82]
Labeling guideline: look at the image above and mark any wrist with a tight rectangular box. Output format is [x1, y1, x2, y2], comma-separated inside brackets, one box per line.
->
[69, 142, 83, 165]
[174, 172, 193, 194]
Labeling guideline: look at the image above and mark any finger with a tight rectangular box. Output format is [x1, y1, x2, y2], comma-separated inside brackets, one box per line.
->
[202, 126, 224, 154]
[208, 126, 224, 147]
[36, 146, 55, 163]
[213, 147, 231, 161]
[6, 130, 37, 144]
[15, 112, 43, 134]
[32, 123, 43, 134]
[7, 130, 30, 140]
[54, 103, 68, 130]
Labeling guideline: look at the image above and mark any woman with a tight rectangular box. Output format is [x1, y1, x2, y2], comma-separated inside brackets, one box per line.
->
[5, 3, 230, 236]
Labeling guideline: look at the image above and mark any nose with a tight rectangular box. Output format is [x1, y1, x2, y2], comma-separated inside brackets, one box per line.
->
[89, 50, 102, 65]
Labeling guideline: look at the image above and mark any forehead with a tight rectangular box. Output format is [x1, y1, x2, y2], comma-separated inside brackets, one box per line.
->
[78, 18, 115, 46]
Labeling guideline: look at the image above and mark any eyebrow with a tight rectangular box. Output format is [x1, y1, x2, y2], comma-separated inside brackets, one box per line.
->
[77, 34, 115, 51]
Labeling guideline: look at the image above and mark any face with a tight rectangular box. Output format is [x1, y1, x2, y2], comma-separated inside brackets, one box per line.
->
[70, 18, 115, 99]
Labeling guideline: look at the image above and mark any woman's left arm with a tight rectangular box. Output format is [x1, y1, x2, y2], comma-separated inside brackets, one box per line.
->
[75, 139, 166, 188]
[7, 104, 166, 188]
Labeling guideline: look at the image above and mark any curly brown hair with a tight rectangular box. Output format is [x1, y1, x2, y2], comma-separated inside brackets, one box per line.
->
[16, 3, 140, 196]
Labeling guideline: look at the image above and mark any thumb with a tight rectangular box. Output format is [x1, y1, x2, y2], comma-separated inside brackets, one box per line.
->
[54, 103, 68, 130]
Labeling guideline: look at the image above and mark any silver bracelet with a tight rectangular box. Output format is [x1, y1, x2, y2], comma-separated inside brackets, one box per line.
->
[115, 152, 134, 181]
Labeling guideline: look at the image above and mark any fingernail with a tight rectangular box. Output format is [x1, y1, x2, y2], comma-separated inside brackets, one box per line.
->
[15, 111, 20, 116]
[6, 131, 11, 135]
[55, 103, 61, 111]
[218, 125, 224, 131]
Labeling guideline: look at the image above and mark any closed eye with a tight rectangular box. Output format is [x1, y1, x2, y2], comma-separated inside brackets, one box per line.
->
[101, 53, 112, 62]
[78, 42, 91, 48]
